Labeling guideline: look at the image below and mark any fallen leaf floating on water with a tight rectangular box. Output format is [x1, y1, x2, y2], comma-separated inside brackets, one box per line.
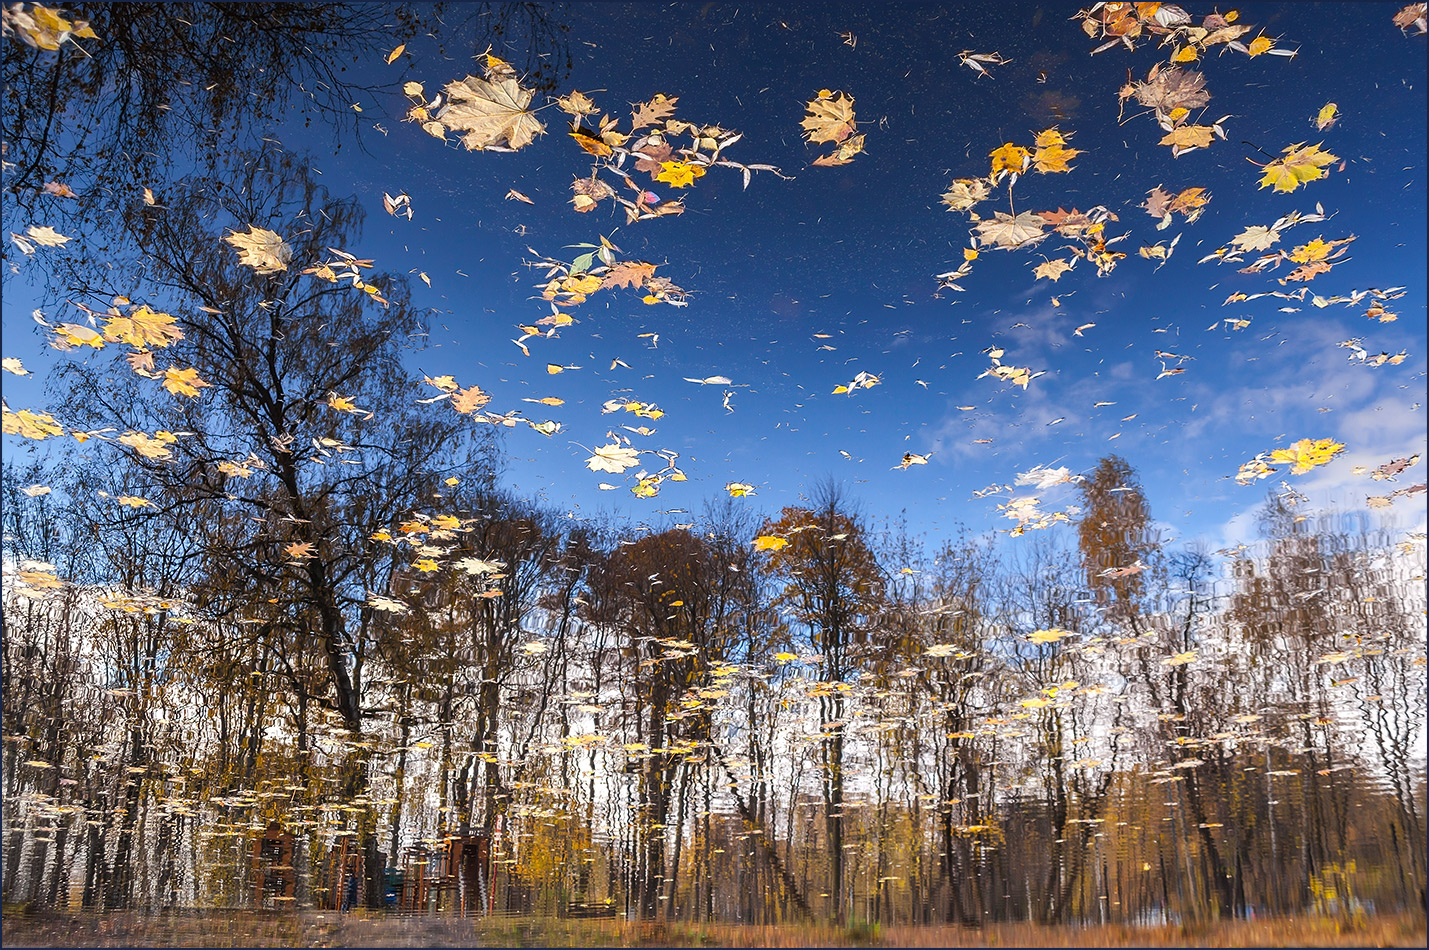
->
[409, 73, 546, 151]
[1257, 142, 1339, 193]
[584, 443, 641, 474]
[224, 226, 292, 274]
[803, 89, 864, 166]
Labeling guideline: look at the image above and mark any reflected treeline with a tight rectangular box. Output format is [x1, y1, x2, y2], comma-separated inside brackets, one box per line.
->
[4, 459, 1424, 924]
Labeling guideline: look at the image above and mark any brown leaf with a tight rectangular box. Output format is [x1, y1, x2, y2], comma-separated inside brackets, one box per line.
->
[1142, 186, 1174, 219]
[632, 140, 674, 177]
[600, 261, 657, 291]
[631, 94, 678, 130]
[1134, 66, 1210, 113]
[452, 385, 491, 414]
[1280, 260, 1332, 283]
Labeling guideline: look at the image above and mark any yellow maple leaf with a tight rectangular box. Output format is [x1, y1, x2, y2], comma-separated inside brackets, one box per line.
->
[224, 226, 292, 274]
[1258, 142, 1338, 193]
[426, 74, 546, 151]
[562, 274, 603, 295]
[162, 366, 210, 398]
[1269, 437, 1345, 475]
[1161, 650, 1198, 667]
[753, 535, 789, 551]
[1029, 627, 1072, 644]
[801, 90, 857, 145]
[655, 161, 707, 188]
[725, 481, 756, 497]
[1033, 128, 1067, 149]
[1032, 144, 1081, 173]
[941, 177, 992, 212]
[1159, 125, 1213, 151]
[2, 407, 64, 439]
[117, 430, 174, 460]
[1314, 102, 1339, 131]
[989, 143, 1030, 177]
[1170, 45, 1198, 62]
[1033, 259, 1072, 281]
[412, 558, 441, 572]
[102, 306, 183, 348]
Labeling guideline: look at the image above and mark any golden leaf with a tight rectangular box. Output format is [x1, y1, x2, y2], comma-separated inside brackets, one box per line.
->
[941, 177, 991, 212]
[556, 90, 597, 116]
[1032, 143, 1081, 173]
[1246, 35, 1274, 56]
[224, 226, 292, 274]
[1269, 438, 1345, 474]
[989, 143, 1031, 177]
[655, 161, 706, 188]
[1034, 259, 1073, 282]
[2, 406, 64, 439]
[1159, 125, 1213, 151]
[451, 384, 491, 414]
[801, 90, 857, 145]
[431, 75, 546, 151]
[162, 366, 210, 398]
[102, 305, 183, 348]
[1258, 142, 1338, 193]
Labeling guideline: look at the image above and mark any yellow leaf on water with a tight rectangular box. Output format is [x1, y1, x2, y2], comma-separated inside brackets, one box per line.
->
[801, 90, 857, 145]
[989, 143, 1030, 177]
[654, 161, 706, 188]
[162, 366, 210, 398]
[1258, 142, 1338, 193]
[1246, 35, 1274, 56]
[224, 226, 292, 274]
[2, 407, 64, 439]
[1269, 437, 1345, 475]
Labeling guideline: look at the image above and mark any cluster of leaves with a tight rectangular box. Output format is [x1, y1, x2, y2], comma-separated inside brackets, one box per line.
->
[527, 235, 684, 310]
[555, 88, 783, 222]
[1077, 3, 1292, 61]
[1235, 438, 1346, 485]
[978, 346, 1045, 390]
[1119, 64, 1230, 158]
[0, 2, 94, 51]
